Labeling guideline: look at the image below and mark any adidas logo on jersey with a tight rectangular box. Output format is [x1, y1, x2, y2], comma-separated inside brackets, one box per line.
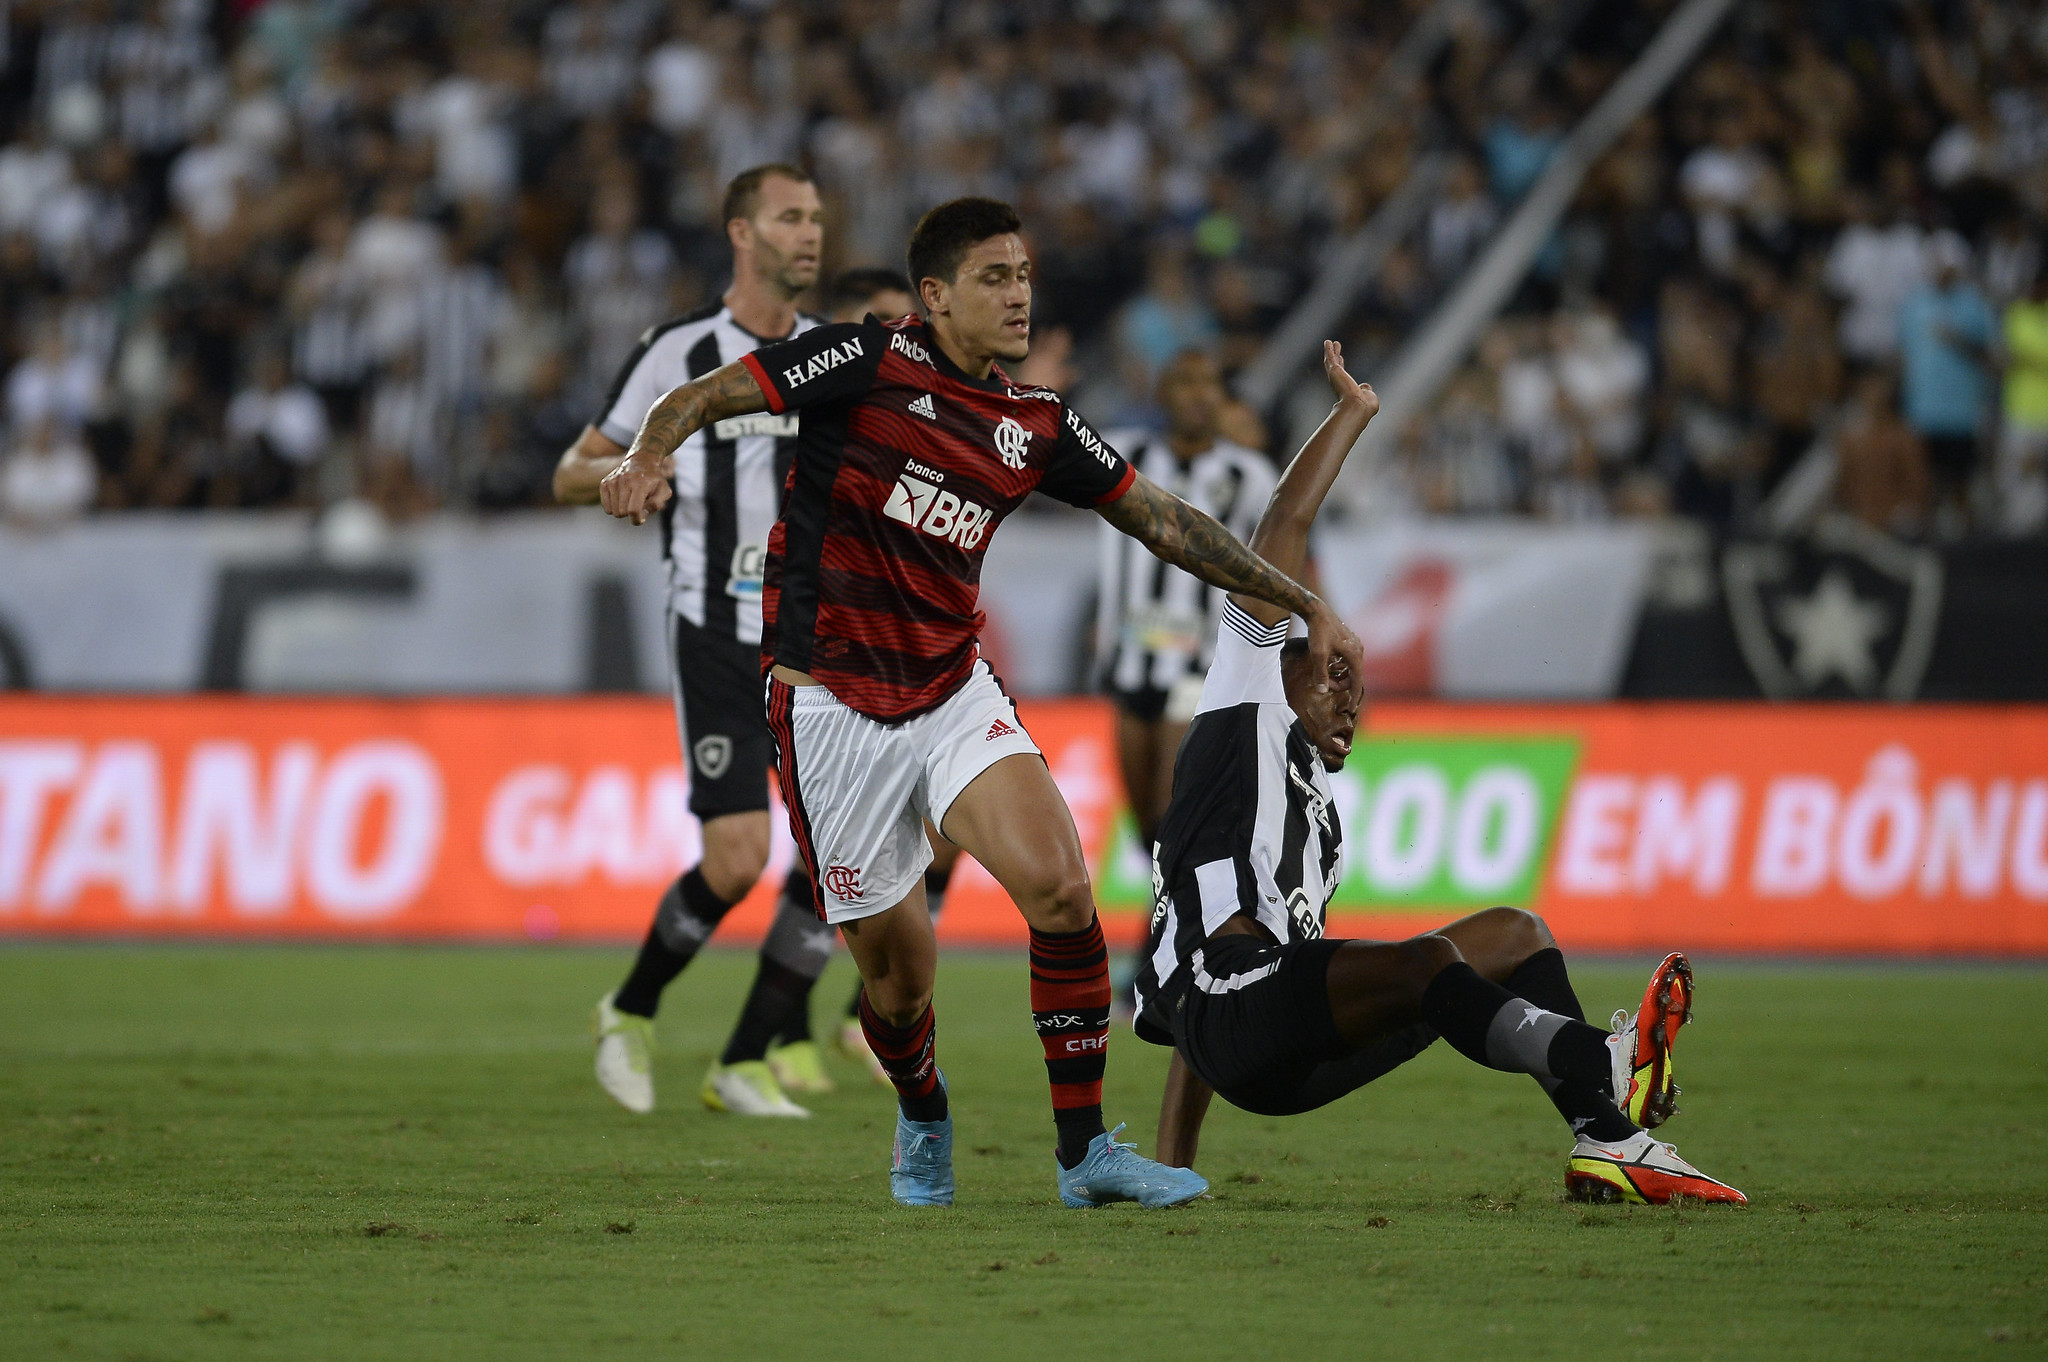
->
[908, 393, 937, 420]
[985, 718, 1016, 741]
[882, 473, 993, 549]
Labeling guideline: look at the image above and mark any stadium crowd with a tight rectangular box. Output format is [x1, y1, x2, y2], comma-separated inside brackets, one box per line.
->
[0, 0, 2040, 539]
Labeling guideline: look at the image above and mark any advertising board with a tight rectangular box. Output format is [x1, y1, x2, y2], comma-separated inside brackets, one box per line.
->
[3, 696, 2044, 954]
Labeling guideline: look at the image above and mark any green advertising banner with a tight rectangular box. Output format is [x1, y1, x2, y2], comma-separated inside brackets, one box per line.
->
[1098, 735, 1582, 913]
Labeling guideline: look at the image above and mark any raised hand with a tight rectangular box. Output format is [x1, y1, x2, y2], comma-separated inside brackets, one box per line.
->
[1323, 340, 1378, 419]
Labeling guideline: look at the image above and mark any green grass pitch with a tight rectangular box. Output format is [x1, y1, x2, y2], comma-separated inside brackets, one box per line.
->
[1, 945, 2043, 1360]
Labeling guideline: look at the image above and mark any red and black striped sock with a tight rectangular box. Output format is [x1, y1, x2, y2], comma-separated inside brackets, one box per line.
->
[857, 993, 947, 1123]
[1030, 916, 1111, 1169]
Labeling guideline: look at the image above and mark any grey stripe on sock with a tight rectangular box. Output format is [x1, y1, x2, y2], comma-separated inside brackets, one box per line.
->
[654, 883, 714, 952]
[1484, 997, 1571, 1079]
[760, 891, 837, 978]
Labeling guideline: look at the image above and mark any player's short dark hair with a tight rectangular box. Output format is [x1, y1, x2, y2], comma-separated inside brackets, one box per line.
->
[829, 267, 913, 315]
[906, 197, 1023, 290]
[1280, 638, 1310, 663]
[722, 164, 812, 227]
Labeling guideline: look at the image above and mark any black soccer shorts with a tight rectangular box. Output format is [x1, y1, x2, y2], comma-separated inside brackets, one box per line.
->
[668, 614, 773, 820]
[1165, 933, 1439, 1117]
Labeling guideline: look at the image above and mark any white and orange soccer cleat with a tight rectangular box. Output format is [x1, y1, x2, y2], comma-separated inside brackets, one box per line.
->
[1565, 1130, 1747, 1206]
[1607, 952, 1693, 1130]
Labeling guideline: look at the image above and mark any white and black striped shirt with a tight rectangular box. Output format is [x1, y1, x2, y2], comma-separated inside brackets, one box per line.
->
[1132, 601, 1344, 1045]
[594, 302, 819, 644]
[1097, 433, 1275, 698]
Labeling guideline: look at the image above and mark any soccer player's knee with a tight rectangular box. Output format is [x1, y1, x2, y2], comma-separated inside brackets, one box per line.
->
[1036, 870, 1097, 933]
[864, 978, 932, 1026]
[1482, 906, 1553, 954]
[1403, 933, 1463, 982]
[700, 821, 770, 899]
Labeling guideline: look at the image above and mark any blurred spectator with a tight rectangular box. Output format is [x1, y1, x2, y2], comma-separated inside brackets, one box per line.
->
[224, 349, 326, 502]
[1898, 231, 1996, 526]
[1833, 370, 1928, 536]
[1552, 307, 1648, 465]
[644, 4, 722, 137]
[1115, 243, 1218, 394]
[1679, 108, 1785, 276]
[1425, 156, 1496, 282]
[564, 175, 676, 403]
[1, 419, 96, 523]
[1999, 272, 2048, 537]
[1825, 171, 1927, 364]
[1483, 89, 1563, 205]
[1745, 257, 1843, 483]
[7, 326, 101, 432]
[0, 122, 70, 235]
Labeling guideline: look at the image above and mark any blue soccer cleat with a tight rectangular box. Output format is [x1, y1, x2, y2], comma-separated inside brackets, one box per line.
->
[889, 1072, 954, 1207]
[1057, 1124, 1209, 1208]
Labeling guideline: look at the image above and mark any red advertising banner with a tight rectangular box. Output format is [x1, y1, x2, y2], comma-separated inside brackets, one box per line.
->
[2, 696, 2045, 954]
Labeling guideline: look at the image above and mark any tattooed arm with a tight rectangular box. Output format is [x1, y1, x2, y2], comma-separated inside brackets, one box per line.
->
[597, 361, 769, 524]
[1098, 461, 1366, 701]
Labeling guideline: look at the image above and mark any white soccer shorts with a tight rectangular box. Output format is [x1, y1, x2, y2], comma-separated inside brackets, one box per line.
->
[767, 660, 1039, 923]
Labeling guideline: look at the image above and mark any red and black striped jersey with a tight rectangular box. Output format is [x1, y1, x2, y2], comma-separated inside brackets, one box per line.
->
[742, 315, 1135, 722]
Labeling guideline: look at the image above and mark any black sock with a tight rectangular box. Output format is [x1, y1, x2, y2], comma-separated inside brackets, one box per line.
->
[613, 870, 734, 1017]
[1503, 949, 1638, 1140]
[765, 871, 823, 1047]
[1505, 947, 1586, 1023]
[775, 994, 815, 1045]
[1418, 961, 1613, 1085]
[1055, 1108, 1104, 1170]
[721, 958, 815, 1065]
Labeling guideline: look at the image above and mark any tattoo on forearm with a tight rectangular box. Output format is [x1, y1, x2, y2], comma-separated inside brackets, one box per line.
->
[629, 363, 764, 462]
[1104, 478, 1315, 615]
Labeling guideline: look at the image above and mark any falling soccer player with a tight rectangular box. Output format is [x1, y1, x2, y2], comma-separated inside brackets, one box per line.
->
[1137, 340, 1746, 1208]
[597, 197, 1368, 1208]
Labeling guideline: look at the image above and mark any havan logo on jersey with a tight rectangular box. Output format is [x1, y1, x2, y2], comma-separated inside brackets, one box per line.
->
[881, 466, 995, 549]
[781, 336, 865, 391]
[1064, 407, 1118, 471]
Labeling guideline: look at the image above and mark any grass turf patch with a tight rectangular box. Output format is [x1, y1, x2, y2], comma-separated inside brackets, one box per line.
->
[0, 945, 2042, 1360]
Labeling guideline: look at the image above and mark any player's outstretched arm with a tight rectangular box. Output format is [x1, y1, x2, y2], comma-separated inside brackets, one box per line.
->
[599, 361, 770, 524]
[552, 425, 627, 505]
[1235, 340, 1378, 626]
[1156, 1050, 1214, 1169]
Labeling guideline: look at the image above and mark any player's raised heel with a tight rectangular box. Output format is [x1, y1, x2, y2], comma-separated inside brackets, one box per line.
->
[890, 1071, 953, 1206]
[592, 991, 655, 1115]
[1608, 952, 1695, 1130]
[1565, 1130, 1746, 1206]
[1057, 1124, 1209, 1208]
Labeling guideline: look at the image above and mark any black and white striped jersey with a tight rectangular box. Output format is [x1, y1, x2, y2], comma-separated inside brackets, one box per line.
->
[1097, 434, 1275, 698]
[594, 302, 821, 645]
[1132, 601, 1344, 1046]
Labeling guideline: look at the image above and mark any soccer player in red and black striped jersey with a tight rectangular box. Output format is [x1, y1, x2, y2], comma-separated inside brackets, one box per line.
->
[599, 198, 1367, 1208]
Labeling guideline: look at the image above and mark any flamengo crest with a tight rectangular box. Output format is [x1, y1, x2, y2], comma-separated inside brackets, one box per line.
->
[991, 413, 1032, 466]
[994, 416, 1032, 469]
